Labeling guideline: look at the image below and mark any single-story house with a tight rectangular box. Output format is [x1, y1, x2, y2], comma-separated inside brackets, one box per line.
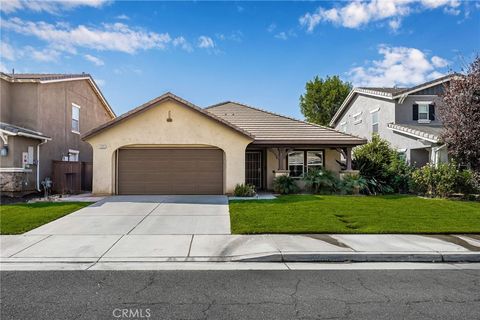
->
[83, 93, 366, 195]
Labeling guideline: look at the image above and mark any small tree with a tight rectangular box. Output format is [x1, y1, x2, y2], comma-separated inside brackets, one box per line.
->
[439, 56, 480, 172]
[300, 75, 352, 126]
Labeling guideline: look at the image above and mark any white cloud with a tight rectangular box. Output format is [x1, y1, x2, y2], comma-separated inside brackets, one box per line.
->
[0, 0, 110, 14]
[23, 46, 60, 62]
[197, 36, 215, 49]
[431, 55, 449, 68]
[0, 62, 9, 73]
[300, 0, 463, 32]
[275, 32, 288, 40]
[172, 36, 193, 52]
[84, 54, 104, 66]
[1, 42, 16, 60]
[388, 18, 401, 31]
[274, 30, 297, 40]
[347, 46, 449, 87]
[267, 23, 276, 33]
[1, 18, 172, 54]
[116, 14, 130, 20]
[215, 31, 243, 43]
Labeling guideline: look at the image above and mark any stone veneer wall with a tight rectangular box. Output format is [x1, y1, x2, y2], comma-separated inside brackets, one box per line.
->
[0, 172, 36, 196]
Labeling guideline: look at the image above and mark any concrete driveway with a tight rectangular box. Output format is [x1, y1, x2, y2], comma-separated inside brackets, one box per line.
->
[26, 195, 231, 236]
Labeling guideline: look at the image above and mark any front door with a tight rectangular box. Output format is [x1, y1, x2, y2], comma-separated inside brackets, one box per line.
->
[245, 151, 263, 190]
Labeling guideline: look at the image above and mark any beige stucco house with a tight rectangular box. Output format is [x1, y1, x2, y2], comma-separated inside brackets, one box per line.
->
[83, 93, 366, 195]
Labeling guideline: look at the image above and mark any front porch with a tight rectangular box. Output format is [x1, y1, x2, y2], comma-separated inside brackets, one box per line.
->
[244, 145, 355, 191]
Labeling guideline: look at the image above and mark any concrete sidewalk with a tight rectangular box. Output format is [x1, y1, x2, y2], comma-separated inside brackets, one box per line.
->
[2, 234, 479, 267]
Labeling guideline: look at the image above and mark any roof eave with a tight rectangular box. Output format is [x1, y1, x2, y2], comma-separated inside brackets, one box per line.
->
[329, 88, 394, 127]
[82, 93, 254, 141]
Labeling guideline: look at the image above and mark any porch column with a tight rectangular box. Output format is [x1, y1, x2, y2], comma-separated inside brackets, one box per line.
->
[269, 147, 291, 177]
[277, 147, 288, 170]
[344, 147, 352, 171]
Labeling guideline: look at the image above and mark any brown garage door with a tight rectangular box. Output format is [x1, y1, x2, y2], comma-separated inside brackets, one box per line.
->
[117, 148, 223, 195]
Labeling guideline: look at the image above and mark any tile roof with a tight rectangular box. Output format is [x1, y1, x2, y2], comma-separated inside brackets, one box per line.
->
[387, 123, 443, 143]
[1, 72, 116, 118]
[206, 102, 366, 145]
[357, 87, 406, 95]
[358, 74, 462, 98]
[1, 73, 91, 81]
[0, 122, 51, 140]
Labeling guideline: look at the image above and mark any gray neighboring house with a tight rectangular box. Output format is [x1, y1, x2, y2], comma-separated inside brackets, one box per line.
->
[330, 74, 459, 167]
[0, 73, 116, 196]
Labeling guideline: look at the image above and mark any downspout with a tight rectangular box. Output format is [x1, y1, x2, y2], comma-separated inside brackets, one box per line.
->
[36, 139, 49, 191]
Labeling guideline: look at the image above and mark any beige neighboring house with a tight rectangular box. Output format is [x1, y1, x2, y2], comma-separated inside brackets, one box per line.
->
[0, 73, 116, 196]
[83, 92, 366, 195]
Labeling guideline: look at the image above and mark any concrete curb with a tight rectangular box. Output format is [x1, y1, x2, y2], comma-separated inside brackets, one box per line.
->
[2, 252, 480, 264]
[234, 252, 480, 263]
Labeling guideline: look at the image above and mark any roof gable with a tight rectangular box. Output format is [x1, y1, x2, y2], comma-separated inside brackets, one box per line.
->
[207, 101, 366, 145]
[82, 93, 254, 140]
[1, 72, 116, 118]
[329, 73, 460, 126]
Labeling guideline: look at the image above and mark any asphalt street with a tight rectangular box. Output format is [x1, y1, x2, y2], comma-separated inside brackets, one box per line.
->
[1, 269, 479, 320]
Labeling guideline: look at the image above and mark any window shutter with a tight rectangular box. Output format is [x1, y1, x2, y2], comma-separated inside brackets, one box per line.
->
[429, 104, 435, 121]
[412, 104, 419, 120]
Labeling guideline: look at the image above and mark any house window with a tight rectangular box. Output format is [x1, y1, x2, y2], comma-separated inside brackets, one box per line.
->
[371, 110, 379, 133]
[288, 150, 325, 178]
[68, 149, 79, 162]
[288, 151, 304, 178]
[306, 151, 324, 172]
[72, 104, 80, 133]
[340, 121, 347, 133]
[418, 104, 429, 121]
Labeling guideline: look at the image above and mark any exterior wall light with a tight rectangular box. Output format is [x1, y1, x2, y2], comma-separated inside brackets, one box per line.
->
[0, 146, 8, 157]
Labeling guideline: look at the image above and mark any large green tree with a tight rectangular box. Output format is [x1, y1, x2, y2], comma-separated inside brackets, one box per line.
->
[300, 75, 352, 126]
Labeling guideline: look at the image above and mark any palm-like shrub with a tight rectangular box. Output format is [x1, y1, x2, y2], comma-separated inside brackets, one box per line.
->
[273, 175, 299, 194]
[303, 167, 339, 194]
[341, 174, 368, 195]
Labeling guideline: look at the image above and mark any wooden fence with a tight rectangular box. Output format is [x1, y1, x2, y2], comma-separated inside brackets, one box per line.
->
[52, 161, 93, 194]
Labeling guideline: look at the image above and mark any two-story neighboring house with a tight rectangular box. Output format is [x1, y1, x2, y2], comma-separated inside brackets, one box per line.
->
[0, 73, 116, 196]
[329, 74, 459, 167]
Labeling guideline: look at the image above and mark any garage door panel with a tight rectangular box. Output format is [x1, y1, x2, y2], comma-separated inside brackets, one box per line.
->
[118, 148, 223, 195]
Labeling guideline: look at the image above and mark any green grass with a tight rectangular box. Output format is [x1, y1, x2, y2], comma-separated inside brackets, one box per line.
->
[229, 195, 480, 234]
[0, 202, 92, 234]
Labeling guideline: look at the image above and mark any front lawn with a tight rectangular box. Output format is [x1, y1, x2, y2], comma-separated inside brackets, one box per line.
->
[0, 202, 92, 234]
[229, 195, 480, 234]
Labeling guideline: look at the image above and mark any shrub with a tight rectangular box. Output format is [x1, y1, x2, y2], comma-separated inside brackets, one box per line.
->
[411, 162, 478, 197]
[341, 174, 368, 195]
[303, 167, 339, 194]
[353, 134, 413, 194]
[273, 175, 299, 194]
[233, 183, 256, 197]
